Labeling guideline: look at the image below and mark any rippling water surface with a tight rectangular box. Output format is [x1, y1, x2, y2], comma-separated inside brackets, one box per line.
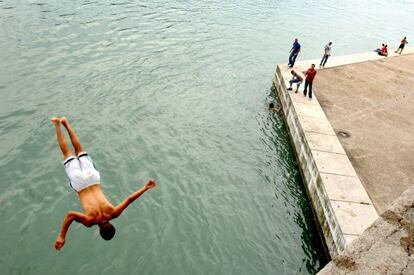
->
[1, 0, 413, 274]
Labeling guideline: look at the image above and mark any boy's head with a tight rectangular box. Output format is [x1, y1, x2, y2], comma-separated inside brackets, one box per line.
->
[311, 64, 315, 69]
[269, 102, 275, 109]
[291, 70, 296, 75]
[99, 222, 116, 240]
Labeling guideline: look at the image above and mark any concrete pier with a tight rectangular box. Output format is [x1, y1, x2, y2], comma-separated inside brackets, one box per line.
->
[318, 185, 414, 274]
[314, 54, 414, 214]
[272, 47, 414, 258]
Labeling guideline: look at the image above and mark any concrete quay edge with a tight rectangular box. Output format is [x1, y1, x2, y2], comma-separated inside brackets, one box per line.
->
[317, 185, 414, 274]
[291, 46, 414, 73]
[269, 48, 414, 257]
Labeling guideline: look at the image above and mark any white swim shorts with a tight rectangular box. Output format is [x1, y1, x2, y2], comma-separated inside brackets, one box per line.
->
[63, 152, 100, 192]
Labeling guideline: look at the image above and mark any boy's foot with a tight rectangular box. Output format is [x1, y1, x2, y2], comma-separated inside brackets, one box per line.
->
[50, 117, 60, 125]
[287, 87, 293, 91]
[295, 90, 298, 93]
[60, 117, 68, 125]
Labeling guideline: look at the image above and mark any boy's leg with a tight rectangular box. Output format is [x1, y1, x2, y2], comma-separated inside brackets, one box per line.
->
[296, 82, 301, 92]
[291, 54, 297, 66]
[309, 82, 313, 99]
[60, 117, 84, 156]
[303, 80, 308, 96]
[51, 117, 73, 159]
[323, 55, 329, 66]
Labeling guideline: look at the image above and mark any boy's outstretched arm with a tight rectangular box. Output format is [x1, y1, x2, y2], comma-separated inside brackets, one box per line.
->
[112, 179, 156, 218]
[55, 211, 92, 251]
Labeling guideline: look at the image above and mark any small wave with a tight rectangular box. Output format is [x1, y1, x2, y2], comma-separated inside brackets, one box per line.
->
[116, 26, 139, 32]
[59, 12, 76, 17]
[111, 16, 127, 22]
[110, 2, 130, 6]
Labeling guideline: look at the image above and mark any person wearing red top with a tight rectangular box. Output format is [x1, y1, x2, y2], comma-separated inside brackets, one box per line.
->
[303, 64, 317, 99]
[379, 45, 388, 56]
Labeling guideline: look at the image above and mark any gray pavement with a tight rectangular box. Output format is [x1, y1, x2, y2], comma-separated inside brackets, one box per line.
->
[314, 54, 414, 213]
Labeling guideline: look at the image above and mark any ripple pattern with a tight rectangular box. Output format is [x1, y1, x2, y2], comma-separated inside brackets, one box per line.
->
[1, 0, 413, 274]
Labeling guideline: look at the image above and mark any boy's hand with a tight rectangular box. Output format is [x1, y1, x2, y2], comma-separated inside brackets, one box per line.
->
[55, 236, 65, 251]
[145, 179, 156, 190]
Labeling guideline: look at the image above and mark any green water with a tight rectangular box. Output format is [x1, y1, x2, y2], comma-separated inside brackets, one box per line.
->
[1, 0, 413, 274]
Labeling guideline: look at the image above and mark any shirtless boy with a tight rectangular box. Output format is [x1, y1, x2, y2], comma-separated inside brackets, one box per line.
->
[50, 117, 156, 251]
[395, 37, 408, 54]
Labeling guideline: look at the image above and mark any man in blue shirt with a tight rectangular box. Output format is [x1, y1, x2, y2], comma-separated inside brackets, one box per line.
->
[288, 38, 301, 67]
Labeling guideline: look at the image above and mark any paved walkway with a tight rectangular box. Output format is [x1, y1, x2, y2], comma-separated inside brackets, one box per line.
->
[314, 53, 414, 213]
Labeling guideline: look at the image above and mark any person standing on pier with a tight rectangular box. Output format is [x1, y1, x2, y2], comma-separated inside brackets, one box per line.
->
[395, 37, 408, 54]
[303, 64, 317, 100]
[288, 38, 301, 67]
[319, 42, 332, 68]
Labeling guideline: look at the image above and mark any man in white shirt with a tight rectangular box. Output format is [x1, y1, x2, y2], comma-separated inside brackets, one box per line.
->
[320, 42, 332, 68]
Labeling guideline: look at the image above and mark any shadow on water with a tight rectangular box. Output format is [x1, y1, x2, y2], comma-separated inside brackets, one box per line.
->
[261, 87, 330, 273]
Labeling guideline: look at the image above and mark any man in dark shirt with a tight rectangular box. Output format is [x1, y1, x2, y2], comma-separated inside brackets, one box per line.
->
[303, 64, 317, 100]
[288, 38, 301, 67]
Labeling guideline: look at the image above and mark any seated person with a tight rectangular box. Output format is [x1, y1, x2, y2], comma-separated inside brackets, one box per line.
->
[374, 43, 385, 53]
[377, 44, 388, 56]
[287, 70, 303, 93]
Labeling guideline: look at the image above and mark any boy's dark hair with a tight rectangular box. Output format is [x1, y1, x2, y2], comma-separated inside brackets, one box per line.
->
[99, 222, 116, 240]
[269, 102, 275, 109]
